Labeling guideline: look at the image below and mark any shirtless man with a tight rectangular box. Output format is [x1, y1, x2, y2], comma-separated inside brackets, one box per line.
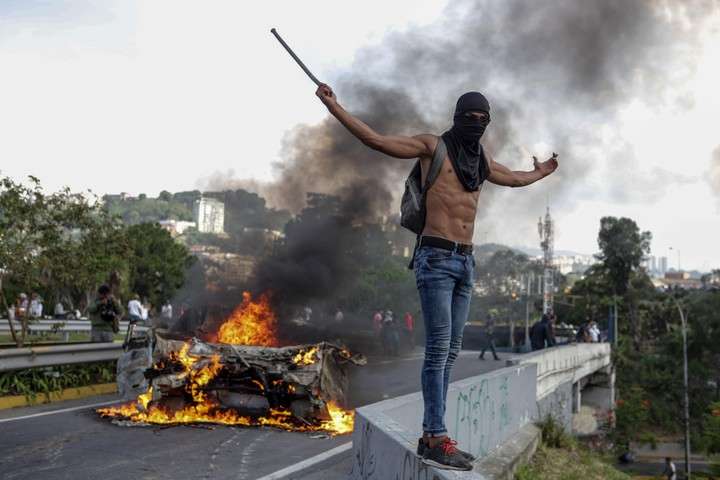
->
[316, 85, 558, 470]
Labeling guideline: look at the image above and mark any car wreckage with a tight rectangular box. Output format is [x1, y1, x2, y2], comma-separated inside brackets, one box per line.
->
[99, 293, 365, 434]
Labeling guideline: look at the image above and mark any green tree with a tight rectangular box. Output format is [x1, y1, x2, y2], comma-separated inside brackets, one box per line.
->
[0, 176, 130, 346]
[126, 223, 194, 307]
[596, 217, 651, 350]
[596, 217, 651, 295]
[39, 193, 130, 313]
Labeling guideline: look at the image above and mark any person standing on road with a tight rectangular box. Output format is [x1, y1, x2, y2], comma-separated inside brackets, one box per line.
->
[662, 457, 677, 480]
[54, 300, 66, 320]
[530, 313, 556, 351]
[316, 84, 558, 470]
[588, 321, 600, 343]
[89, 285, 123, 342]
[404, 311, 415, 349]
[127, 294, 143, 324]
[479, 312, 500, 361]
[161, 300, 173, 320]
[372, 310, 383, 336]
[29, 293, 43, 319]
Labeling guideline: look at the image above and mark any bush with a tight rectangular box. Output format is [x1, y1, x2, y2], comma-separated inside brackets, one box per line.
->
[0, 361, 116, 400]
[613, 386, 651, 450]
[538, 414, 574, 449]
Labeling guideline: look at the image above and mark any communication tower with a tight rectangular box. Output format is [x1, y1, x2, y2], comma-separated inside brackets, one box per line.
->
[538, 206, 555, 314]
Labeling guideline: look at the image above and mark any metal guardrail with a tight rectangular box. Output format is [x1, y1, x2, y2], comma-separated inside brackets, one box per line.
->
[0, 342, 123, 372]
[0, 319, 147, 334]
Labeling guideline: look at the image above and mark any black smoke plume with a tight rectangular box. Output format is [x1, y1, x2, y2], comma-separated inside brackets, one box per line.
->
[201, 0, 718, 317]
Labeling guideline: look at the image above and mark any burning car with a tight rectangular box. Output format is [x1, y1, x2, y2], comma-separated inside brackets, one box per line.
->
[99, 293, 364, 435]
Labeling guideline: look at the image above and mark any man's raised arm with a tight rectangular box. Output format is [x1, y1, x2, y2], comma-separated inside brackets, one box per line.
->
[316, 84, 433, 159]
[486, 150, 559, 187]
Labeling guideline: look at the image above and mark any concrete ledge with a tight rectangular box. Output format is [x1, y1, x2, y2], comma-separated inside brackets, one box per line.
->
[506, 344, 611, 402]
[349, 365, 537, 480]
[474, 424, 541, 480]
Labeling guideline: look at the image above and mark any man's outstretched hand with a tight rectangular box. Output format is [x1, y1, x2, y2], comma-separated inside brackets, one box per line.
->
[315, 83, 337, 108]
[533, 153, 559, 177]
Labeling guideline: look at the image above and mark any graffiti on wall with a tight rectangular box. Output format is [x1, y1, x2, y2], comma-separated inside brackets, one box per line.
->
[351, 418, 441, 480]
[452, 374, 512, 457]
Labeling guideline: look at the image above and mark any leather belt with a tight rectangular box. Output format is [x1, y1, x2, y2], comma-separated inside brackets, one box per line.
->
[419, 236, 473, 255]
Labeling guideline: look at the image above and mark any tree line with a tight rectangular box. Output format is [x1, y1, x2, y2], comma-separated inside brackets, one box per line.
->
[0, 176, 193, 347]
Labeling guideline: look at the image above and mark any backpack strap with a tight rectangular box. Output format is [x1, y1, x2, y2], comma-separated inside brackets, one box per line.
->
[408, 138, 447, 270]
[422, 138, 446, 193]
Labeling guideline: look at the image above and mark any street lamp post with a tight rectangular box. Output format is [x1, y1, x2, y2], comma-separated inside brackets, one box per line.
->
[525, 273, 532, 351]
[671, 294, 691, 479]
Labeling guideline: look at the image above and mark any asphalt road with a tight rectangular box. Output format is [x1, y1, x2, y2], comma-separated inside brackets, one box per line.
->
[0, 349, 505, 480]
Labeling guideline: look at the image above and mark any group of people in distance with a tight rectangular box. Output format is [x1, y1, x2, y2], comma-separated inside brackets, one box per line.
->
[372, 309, 415, 356]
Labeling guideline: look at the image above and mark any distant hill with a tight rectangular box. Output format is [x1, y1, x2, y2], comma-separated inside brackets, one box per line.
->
[510, 245, 596, 258]
[474, 243, 528, 260]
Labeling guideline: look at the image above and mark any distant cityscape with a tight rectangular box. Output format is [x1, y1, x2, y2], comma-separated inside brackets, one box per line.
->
[103, 191, 719, 293]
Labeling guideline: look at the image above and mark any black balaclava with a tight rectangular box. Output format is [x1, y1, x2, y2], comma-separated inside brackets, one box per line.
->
[441, 91, 491, 192]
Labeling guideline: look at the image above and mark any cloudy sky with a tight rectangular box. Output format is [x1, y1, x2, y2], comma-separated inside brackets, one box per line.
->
[1, 1, 719, 271]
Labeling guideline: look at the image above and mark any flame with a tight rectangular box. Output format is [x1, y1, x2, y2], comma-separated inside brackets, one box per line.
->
[98, 340, 354, 435]
[217, 292, 278, 346]
[321, 402, 355, 434]
[292, 346, 319, 365]
[138, 387, 153, 410]
[99, 293, 356, 434]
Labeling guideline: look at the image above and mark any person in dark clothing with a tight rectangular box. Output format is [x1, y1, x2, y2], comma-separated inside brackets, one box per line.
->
[479, 313, 499, 360]
[575, 322, 590, 343]
[88, 285, 123, 342]
[530, 313, 556, 351]
[381, 311, 400, 356]
[662, 457, 677, 480]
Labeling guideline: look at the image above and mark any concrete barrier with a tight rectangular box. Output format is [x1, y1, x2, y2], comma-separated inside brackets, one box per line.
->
[506, 343, 612, 429]
[506, 343, 611, 401]
[348, 344, 613, 479]
[349, 364, 537, 480]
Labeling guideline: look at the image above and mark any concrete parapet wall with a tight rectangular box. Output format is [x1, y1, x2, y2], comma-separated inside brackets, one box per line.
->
[349, 365, 537, 480]
[506, 343, 611, 401]
[348, 345, 613, 479]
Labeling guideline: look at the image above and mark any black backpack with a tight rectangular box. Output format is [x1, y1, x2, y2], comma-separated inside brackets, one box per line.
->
[400, 138, 447, 234]
[99, 300, 117, 323]
[400, 138, 447, 269]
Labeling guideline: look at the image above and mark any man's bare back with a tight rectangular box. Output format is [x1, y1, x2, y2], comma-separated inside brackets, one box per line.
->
[420, 136, 479, 244]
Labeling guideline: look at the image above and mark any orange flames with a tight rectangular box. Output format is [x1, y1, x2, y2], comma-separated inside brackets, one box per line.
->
[217, 292, 278, 346]
[292, 346, 319, 365]
[99, 291, 355, 435]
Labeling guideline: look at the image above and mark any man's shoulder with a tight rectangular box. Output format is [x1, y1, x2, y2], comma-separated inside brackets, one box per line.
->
[414, 134, 440, 159]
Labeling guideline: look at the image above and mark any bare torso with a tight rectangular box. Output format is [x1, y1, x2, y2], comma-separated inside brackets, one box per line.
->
[420, 136, 481, 244]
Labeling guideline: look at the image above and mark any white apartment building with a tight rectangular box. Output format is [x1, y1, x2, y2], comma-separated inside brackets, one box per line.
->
[552, 254, 597, 275]
[193, 197, 225, 234]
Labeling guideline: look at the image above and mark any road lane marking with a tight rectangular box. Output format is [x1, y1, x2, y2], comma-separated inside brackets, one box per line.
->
[254, 441, 352, 480]
[0, 399, 120, 424]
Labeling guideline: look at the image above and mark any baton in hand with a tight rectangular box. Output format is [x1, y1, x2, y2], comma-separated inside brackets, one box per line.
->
[271, 28, 322, 86]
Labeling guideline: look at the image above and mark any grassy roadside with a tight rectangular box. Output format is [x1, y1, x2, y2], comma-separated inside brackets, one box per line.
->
[516, 416, 631, 480]
[515, 443, 631, 480]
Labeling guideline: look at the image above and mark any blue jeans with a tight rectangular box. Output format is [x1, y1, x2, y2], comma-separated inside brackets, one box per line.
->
[414, 245, 474, 435]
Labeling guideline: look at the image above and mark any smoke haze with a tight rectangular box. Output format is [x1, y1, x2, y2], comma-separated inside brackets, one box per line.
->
[711, 145, 720, 200]
[206, 0, 716, 233]
[199, 0, 719, 311]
